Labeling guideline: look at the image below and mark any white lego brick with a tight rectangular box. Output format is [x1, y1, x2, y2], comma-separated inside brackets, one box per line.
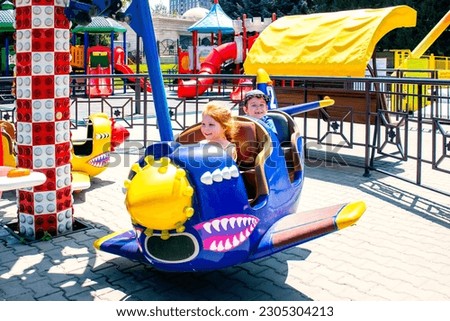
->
[33, 145, 55, 169]
[55, 120, 70, 143]
[55, 29, 70, 52]
[34, 191, 57, 215]
[56, 164, 71, 189]
[16, 122, 33, 145]
[57, 209, 73, 234]
[55, 75, 70, 98]
[32, 6, 55, 29]
[18, 213, 35, 238]
[15, 0, 32, 8]
[32, 52, 54, 76]
[32, 99, 55, 122]
[16, 76, 32, 99]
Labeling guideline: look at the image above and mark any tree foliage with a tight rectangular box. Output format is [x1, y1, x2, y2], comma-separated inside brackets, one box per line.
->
[152, 2, 169, 15]
[313, 0, 449, 55]
[218, 0, 449, 55]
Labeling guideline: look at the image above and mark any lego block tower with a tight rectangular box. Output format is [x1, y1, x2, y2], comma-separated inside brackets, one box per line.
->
[15, 0, 73, 240]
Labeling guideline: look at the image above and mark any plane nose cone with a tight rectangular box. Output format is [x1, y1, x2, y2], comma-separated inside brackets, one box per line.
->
[124, 156, 194, 238]
[110, 119, 129, 150]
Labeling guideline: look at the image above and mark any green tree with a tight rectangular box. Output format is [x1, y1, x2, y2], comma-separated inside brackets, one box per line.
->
[152, 2, 169, 15]
[219, 0, 245, 19]
[313, 0, 449, 55]
[241, 0, 273, 18]
[271, 0, 317, 17]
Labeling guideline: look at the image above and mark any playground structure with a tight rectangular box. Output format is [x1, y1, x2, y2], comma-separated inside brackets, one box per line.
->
[389, 10, 450, 112]
[177, 0, 273, 99]
[178, 5, 450, 119]
[85, 45, 113, 97]
[70, 16, 151, 97]
[114, 46, 152, 93]
[0, 0, 14, 77]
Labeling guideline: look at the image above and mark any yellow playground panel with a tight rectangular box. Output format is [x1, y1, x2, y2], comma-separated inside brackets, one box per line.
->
[391, 49, 450, 112]
[70, 45, 85, 69]
[390, 10, 450, 112]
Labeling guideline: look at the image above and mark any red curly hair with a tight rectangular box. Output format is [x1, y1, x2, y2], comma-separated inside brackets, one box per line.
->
[202, 101, 237, 141]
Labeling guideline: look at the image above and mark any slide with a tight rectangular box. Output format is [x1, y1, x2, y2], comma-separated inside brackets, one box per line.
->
[114, 47, 151, 93]
[177, 41, 238, 98]
[230, 78, 253, 102]
[86, 65, 113, 98]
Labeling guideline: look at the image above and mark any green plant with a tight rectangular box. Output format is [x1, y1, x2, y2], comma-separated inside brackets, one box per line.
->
[41, 231, 53, 241]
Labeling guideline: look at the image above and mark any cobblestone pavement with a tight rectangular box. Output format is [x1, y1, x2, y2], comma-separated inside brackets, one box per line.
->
[1, 142, 449, 301]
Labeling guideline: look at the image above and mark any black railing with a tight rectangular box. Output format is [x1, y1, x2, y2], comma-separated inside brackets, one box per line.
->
[2, 71, 449, 196]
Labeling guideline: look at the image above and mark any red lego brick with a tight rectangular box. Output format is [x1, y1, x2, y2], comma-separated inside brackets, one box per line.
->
[34, 168, 55, 192]
[15, 53, 32, 76]
[32, 122, 55, 145]
[15, 100, 32, 122]
[15, 7, 32, 30]
[32, 29, 54, 52]
[32, 0, 54, 7]
[35, 214, 57, 238]
[54, 7, 70, 29]
[54, 52, 70, 74]
[18, 190, 35, 214]
[54, 97, 70, 120]
[55, 142, 71, 166]
[16, 146, 33, 168]
[56, 186, 73, 212]
[32, 75, 55, 99]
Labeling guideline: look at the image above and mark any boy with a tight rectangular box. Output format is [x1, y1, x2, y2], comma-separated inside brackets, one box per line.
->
[242, 89, 278, 135]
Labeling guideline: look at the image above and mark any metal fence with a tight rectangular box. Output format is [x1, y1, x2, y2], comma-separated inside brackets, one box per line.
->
[1, 71, 449, 196]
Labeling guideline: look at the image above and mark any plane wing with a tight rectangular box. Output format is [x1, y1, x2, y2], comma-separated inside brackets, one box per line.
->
[251, 201, 366, 259]
[72, 171, 91, 192]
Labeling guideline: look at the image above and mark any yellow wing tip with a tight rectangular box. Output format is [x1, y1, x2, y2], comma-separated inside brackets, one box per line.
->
[336, 200, 366, 230]
[256, 68, 271, 83]
[319, 98, 335, 108]
[93, 230, 129, 250]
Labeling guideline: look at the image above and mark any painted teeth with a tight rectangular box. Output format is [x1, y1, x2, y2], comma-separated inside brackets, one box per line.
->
[203, 216, 258, 233]
[229, 217, 236, 228]
[195, 215, 260, 252]
[88, 152, 110, 167]
[203, 222, 212, 234]
[220, 218, 229, 230]
[236, 216, 243, 227]
[232, 235, 239, 246]
[200, 165, 239, 185]
[211, 219, 221, 232]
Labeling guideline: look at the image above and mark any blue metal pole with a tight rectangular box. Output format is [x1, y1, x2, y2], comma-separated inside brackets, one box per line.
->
[124, 0, 174, 141]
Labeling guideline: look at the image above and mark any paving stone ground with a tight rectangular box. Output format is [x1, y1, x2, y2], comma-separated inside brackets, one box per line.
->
[1, 146, 449, 302]
[1, 100, 449, 302]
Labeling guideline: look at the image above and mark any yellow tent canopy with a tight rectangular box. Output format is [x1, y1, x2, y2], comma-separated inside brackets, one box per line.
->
[244, 6, 417, 77]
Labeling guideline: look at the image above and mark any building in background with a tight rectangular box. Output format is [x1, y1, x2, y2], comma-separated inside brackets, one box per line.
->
[169, 0, 211, 15]
[116, 7, 209, 61]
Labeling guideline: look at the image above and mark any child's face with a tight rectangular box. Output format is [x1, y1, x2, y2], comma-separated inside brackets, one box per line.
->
[201, 114, 225, 141]
[244, 97, 268, 119]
